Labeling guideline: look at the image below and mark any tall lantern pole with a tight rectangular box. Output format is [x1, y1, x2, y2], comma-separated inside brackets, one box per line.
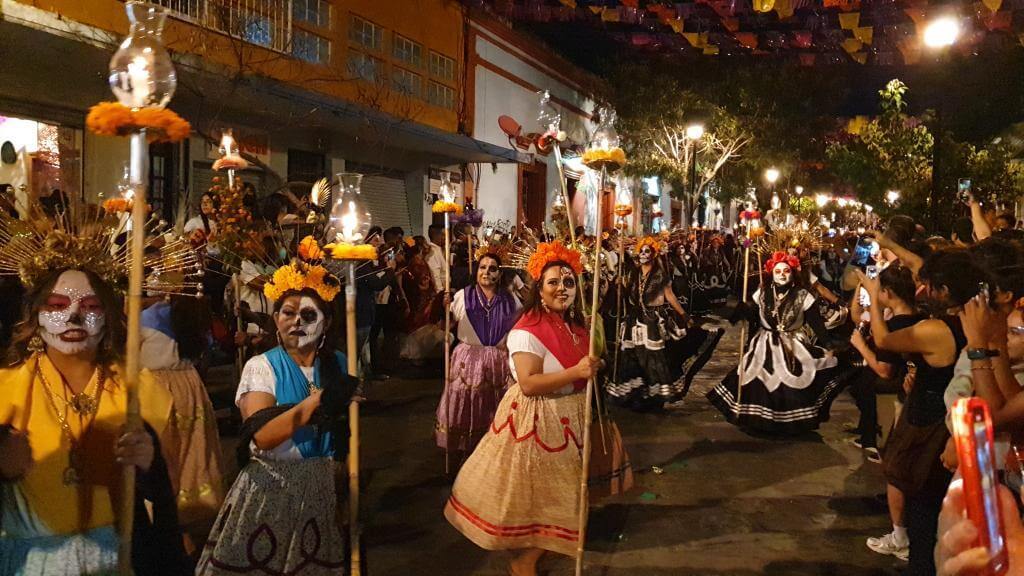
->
[575, 107, 626, 576]
[326, 172, 373, 576]
[215, 131, 249, 377]
[434, 173, 459, 472]
[104, 2, 178, 573]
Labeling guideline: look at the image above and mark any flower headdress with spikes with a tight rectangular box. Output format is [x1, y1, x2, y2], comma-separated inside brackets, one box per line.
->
[525, 241, 583, 281]
[264, 236, 341, 303]
[0, 199, 203, 296]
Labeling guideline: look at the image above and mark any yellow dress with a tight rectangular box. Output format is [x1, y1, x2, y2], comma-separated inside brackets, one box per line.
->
[0, 353, 171, 576]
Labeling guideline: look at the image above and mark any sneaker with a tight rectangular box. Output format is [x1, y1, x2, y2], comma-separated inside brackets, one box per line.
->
[864, 447, 882, 464]
[867, 532, 909, 561]
[847, 437, 865, 449]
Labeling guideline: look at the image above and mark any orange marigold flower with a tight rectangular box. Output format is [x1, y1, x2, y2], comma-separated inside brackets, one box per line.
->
[635, 236, 663, 256]
[526, 240, 582, 281]
[299, 236, 323, 261]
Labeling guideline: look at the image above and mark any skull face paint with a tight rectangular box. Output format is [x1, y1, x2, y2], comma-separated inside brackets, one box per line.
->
[639, 246, 654, 264]
[772, 262, 793, 287]
[477, 257, 501, 288]
[276, 295, 326, 350]
[38, 270, 106, 354]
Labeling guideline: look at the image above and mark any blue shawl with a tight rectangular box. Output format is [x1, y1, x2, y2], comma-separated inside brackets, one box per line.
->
[265, 346, 346, 459]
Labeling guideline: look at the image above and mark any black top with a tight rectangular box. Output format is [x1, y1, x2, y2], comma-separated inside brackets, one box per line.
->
[906, 315, 967, 426]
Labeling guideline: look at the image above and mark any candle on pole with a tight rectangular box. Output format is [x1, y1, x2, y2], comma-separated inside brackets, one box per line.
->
[326, 172, 373, 576]
[432, 172, 461, 473]
[215, 130, 250, 379]
[105, 3, 178, 573]
[734, 209, 763, 417]
[576, 108, 626, 576]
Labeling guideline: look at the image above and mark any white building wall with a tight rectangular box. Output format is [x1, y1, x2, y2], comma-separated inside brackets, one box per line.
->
[471, 24, 596, 228]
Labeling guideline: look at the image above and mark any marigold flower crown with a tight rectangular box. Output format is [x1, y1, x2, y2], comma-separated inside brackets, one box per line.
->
[524, 241, 583, 281]
[634, 236, 664, 256]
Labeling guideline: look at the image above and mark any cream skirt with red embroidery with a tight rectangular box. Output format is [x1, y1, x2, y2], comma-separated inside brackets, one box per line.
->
[444, 383, 585, 556]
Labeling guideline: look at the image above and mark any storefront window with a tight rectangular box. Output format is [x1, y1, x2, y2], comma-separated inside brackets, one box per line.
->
[0, 115, 82, 217]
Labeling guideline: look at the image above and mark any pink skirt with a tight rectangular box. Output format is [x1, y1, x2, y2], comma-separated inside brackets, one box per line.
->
[436, 342, 511, 452]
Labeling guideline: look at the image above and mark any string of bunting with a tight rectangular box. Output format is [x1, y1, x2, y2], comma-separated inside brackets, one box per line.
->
[495, 0, 1024, 66]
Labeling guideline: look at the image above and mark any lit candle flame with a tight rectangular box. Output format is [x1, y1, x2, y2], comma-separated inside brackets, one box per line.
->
[220, 132, 238, 157]
[337, 200, 362, 244]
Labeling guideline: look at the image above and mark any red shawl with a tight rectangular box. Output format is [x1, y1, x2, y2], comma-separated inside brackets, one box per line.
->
[512, 311, 591, 391]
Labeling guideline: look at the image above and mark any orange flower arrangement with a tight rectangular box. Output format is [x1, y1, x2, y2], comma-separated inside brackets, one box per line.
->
[102, 197, 131, 213]
[264, 262, 340, 303]
[324, 242, 377, 261]
[526, 240, 583, 280]
[581, 147, 627, 171]
[404, 236, 416, 248]
[635, 236, 664, 255]
[86, 102, 191, 143]
[298, 236, 324, 261]
[613, 204, 633, 217]
[432, 200, 463, 214]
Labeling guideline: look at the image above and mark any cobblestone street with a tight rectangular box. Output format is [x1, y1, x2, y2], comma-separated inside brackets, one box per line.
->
[353, 319, 904, 575]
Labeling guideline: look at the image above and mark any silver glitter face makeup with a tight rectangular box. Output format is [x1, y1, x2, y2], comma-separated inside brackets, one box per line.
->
[38, 270, 106, 354]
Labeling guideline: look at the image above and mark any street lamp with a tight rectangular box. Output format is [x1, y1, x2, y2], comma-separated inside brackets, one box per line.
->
[765, 167, 780, 185]
[795, 185, 804, 196]
[686, 123, 705, 140]
[924, 16, 961, 48]
[886, 190, 901, 205]
[815, 193, 830, 209]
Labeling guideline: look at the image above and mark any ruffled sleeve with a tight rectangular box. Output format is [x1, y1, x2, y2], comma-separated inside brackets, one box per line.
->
[235, 354, 276, 407]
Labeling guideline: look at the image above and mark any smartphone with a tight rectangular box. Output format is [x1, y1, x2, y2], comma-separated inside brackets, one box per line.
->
[866, 264, 879, 280]
[959, 178, 973, 204]
[851, 237, 876, 269]
[951, 398, 1010, 576]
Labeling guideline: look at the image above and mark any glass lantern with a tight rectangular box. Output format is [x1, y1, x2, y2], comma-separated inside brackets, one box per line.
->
[330, 173, 372, 244]
[537, 90, 561, 134]
[108, 1, 177, 110]
[583, 107, 625, 172]
[438, 172, 456, 204]
[613, 176, 633, 220]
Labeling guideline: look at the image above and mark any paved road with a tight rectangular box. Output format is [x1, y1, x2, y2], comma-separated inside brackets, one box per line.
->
[356, 320, 904, 576]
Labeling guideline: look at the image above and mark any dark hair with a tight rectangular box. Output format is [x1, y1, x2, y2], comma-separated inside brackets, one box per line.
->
[968, 238, 1024, 301]
[366, 225, 383, 241]
[951, 217, 974, 244]
[918, 248, 989, 307]
[383, 227, 404, 243]
[519, 261, 584, 328]
[886, 215, 916, 247]
[997, 213, 1016, 227]
[7, 269, 125, 366]
[428, 224, 443, 239]
[879, 265, 917, 305]
[170, 295, 212, 362]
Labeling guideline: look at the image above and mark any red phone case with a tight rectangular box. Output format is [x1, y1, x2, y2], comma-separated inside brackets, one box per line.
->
[952, 397, 1010, 575]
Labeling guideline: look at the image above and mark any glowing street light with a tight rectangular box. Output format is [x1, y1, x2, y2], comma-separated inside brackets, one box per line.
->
[924, 16, 960, 48]
[886, 190, 901, 205]
[765, 167, 780, 184]
[686, 123, 705, 140]
[815, 193, 830, 208]
[795, 185, 804, 196]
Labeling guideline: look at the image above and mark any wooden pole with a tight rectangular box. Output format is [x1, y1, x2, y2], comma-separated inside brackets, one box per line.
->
[575, 165, 606, 576]
[552, 146, 579, 250]
[443, 212, 452, 474]
[119, 129, 147, 575]
[346, 262, 361, 576]
[734, 237, 752, 417]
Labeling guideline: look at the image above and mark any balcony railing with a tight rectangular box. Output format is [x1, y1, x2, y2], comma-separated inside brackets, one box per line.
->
[154, 0, 293, 54]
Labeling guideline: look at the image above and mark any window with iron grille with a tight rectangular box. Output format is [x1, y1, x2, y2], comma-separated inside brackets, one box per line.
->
[349, 15, 382, 51]
[348, 51, 384, 83]
[293, 29, 330, 63]
[392, 67, 423, 97]
[393, 35, 422, 68]
[293, 0, 330, 28]
[427, 80, 454, 110]
[429, 51, 455, 82]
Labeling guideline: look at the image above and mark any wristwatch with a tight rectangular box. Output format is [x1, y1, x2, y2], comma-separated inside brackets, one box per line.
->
[966, 348, 1000, 360]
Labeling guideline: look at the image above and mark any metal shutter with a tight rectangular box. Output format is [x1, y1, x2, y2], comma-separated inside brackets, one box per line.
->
[361, 174, 411, 234]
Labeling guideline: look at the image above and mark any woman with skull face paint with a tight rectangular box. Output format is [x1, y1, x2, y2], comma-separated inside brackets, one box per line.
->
[608, 237, 725, 409]
[0, 268, 191, 576]
[706, 251, 847, 434]
[445, 241, 600, 576]
[435, 252, 520, 459]
[197, 262, 357, 576]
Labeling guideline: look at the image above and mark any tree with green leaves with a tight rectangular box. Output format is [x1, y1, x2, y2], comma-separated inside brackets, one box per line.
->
[826, 79, 934, 218]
